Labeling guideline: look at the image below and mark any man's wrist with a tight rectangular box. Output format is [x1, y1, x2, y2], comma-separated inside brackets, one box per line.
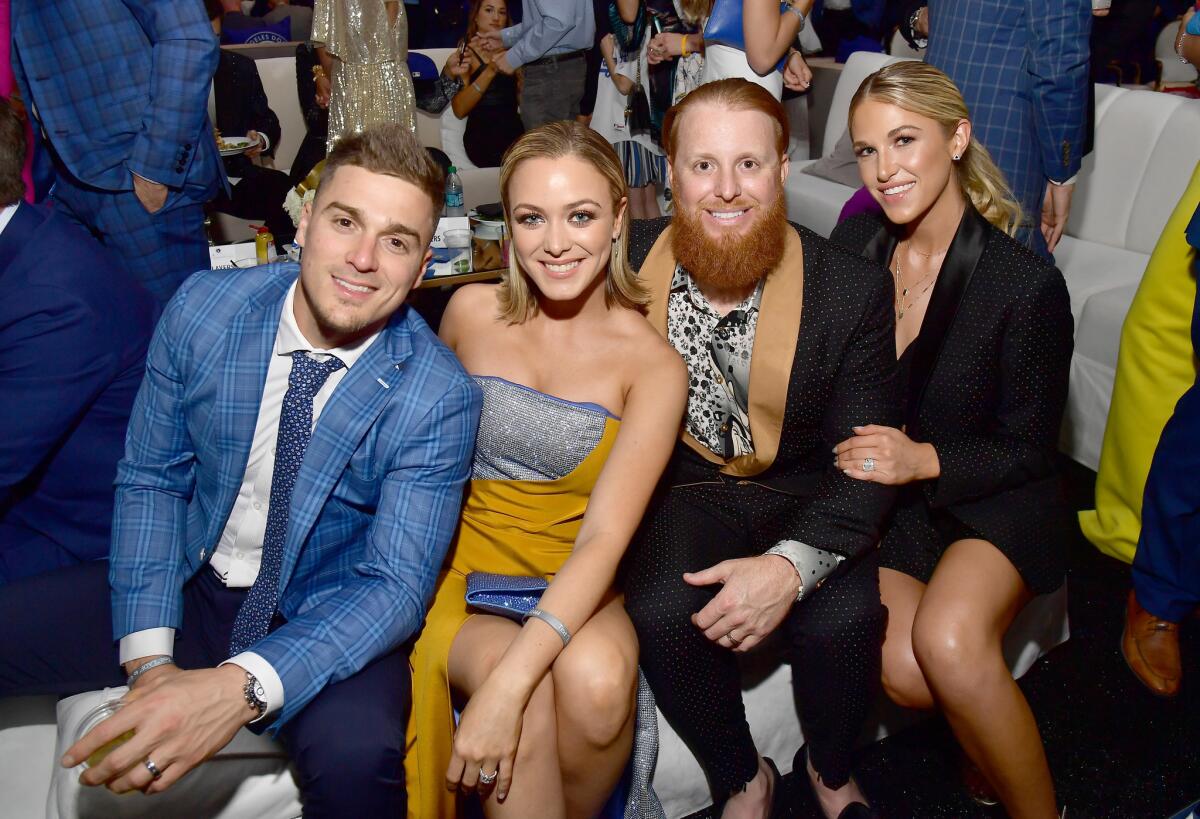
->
[763, 552, 804, 601]
[220, 664, 263, 725]
[919, 442, 941, 480]
[126, 656, 175, 687]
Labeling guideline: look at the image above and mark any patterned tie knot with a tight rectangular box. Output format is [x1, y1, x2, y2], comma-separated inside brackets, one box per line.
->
[288, 351, 345, 397]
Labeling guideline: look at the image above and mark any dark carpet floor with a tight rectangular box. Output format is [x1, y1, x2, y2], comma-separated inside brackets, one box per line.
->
[686, 458, 1200, 819]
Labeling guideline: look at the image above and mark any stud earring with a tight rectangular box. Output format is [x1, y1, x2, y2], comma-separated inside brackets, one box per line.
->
[953, 153, 961, 161]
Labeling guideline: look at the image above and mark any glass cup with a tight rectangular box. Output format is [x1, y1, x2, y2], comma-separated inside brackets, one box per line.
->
[73, 698, 135, 770]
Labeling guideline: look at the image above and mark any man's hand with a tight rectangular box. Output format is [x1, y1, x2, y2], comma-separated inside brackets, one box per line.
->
[685, 555, 798, 653]
[63, 665, 254, 795]
[133, 175, 168, 214]
[1041, 181, 1074, 254]
[783, 50, 812, 91]
[492, 50, 515, 75]
[473, 31, 504, 52]
[244, 130, 265, 159]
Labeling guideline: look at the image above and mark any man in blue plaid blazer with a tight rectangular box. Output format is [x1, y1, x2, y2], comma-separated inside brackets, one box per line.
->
[902, 0, 1092, 257]
[0, 125, 481, 816]
[10, 0, 226, 306]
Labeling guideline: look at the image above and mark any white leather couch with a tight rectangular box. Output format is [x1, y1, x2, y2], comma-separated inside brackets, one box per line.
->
[785, 51, 1200, 471]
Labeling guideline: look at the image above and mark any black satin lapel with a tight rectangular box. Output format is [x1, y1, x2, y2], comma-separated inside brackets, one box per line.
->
[904, 207, 989, 430]
[861, 219, 900, 269]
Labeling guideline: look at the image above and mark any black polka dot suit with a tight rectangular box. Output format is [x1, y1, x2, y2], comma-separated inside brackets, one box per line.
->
[621, 217, 901, 796]
[830, 207, 1075, 595]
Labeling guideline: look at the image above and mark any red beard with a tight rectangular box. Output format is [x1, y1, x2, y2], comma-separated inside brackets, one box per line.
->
[670, 192, 789, 292]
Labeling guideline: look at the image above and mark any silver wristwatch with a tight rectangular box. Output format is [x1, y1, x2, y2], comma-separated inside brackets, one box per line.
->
[243, 671, 267, 720]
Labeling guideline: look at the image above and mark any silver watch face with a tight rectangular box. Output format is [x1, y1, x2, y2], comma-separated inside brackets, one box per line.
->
[252, 679, 266, 700]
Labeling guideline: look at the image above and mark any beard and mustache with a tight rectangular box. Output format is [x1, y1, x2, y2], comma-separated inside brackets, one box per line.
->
[670, 190, 789, 292]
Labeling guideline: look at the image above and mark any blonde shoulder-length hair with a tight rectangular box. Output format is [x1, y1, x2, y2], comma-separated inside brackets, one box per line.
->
[849, 61, 1024, 236]
[496, 121, 648, 323]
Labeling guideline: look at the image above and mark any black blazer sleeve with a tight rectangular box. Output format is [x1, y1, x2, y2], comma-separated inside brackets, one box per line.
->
[787, 238, 900, 561]
[925, 264, 1073, 508]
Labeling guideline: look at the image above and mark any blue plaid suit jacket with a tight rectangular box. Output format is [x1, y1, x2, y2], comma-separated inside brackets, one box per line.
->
[10, 0, 223, 199]
[925, 0, 1091, 222]
[109, 263, 482, 730]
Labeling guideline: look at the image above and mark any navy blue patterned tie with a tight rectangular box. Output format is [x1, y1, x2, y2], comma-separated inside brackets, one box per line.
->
[229, 351, 345, 656]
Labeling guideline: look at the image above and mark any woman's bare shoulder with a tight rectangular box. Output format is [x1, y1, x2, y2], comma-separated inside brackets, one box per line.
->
[441, 283, 502, 339]
[610, 310, 688, 399]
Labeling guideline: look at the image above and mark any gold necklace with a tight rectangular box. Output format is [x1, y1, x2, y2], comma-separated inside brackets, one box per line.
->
[893, 241, 939, 320]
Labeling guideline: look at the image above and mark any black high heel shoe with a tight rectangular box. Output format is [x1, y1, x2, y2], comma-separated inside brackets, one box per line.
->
[712, 757, 786, 819]
[794, 744, 881, 819]
[762, 756, 786, 818]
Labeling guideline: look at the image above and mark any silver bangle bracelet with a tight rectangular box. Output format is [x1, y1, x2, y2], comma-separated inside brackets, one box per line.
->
[522, 607, 571, 647]
[126, 655, 174, 686]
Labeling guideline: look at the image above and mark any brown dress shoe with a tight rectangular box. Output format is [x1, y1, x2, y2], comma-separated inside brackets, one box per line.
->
[1121, 590, 1181, 697]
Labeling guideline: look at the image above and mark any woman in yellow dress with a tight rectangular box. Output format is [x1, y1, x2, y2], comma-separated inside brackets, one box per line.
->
[405, 121, 688, 818]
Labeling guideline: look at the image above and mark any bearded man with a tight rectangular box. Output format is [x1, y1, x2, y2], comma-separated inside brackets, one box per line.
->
[622, 79, 898, 819]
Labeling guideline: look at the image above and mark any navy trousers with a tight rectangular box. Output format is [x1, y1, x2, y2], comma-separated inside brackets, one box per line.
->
[1132, 252, 1200, 623]
[0, 561, 410, 818]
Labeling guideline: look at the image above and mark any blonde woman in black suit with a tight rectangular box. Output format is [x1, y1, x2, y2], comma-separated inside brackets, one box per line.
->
[829, 62, 1073, 819]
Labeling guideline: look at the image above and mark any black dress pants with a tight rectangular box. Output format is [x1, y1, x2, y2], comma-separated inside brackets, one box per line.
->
[0, 560, 410, 818]
[622, 478, 886, 795]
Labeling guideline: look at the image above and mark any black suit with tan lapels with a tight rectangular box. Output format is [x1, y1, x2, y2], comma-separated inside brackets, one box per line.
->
[621, 217, 900, 796]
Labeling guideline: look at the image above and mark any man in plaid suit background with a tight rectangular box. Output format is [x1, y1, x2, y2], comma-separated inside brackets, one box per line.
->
[901, 0, 1093, 258]
[10, 0, 226, 306]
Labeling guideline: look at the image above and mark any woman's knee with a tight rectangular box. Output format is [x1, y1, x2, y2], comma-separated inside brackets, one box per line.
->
[910, 613, 1002, 698]
[880, 638, 934, 710]
[554, 642, 637, 748]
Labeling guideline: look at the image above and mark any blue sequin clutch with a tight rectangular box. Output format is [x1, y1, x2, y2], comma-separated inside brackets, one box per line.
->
[465, 572, 548, 621]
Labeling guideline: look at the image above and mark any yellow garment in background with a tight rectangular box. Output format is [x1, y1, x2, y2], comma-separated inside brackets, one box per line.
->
[404, 417, 619, 819]
[1080, 162, 1200, 563]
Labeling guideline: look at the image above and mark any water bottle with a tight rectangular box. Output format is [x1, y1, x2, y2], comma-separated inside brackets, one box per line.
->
[444, 166, 465, 217]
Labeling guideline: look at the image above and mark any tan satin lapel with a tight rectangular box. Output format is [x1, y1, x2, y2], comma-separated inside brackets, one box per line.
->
[729, 226, 804, 476]
[643, 224, 805, 474]
[642, 226, 677, 339]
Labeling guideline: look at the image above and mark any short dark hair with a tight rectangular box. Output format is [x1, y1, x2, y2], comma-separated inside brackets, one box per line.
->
[319, 124, 445, 233]
[0, 100, 26, 206]
[205, 0, 223, 22]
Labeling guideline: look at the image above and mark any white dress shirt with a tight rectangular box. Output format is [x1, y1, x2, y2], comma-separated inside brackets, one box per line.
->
[119, 282, 381, 719]
[0, 203, 18, 236]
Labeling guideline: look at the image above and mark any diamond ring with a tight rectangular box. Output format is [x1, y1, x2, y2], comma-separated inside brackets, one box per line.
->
[862, 457, 876, 473]
[479, 767, 499, 785]
[144, 759, 163, 780]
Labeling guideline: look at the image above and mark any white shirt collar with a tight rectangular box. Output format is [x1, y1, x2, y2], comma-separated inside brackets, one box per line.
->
[275, 281, 382, 370]
[0, 203, 19, 238]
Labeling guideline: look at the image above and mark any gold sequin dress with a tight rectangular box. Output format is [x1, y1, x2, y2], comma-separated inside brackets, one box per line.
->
[313, 0, 416, 150]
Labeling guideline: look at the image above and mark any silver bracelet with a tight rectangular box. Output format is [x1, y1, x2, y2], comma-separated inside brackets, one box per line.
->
[126, 655, 174, 686]
[522, 607, 571, 647]
[784, 0, 807, 29]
